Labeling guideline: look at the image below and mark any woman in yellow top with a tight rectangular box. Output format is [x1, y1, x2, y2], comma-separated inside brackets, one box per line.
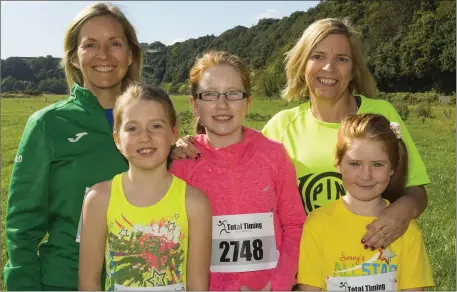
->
[261, 18, 429, 251]
[297, 113, 434, 290]
[78, 84, 212, 291]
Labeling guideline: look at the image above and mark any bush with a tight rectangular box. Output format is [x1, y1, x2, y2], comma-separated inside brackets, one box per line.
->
[246, 112, 271, 122]
[393, 102, 410, 121]
[450, 94, 456, 105]
[23, 90, 42, 96]
[168, 83, 181, 94]
[178, 83, 190, 95]
[415, 104, 434, 120]
[177, 111, 195, 136]
[376, 92, 441, 105]
[443, 109, 452, 119]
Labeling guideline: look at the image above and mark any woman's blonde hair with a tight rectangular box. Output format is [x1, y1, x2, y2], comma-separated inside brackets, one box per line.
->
[283, 18, 376, 101]
[61, 2, 143, 91]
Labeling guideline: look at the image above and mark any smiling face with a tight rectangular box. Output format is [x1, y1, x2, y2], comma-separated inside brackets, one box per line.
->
[339, 139, 394, 202]
[114, 100, 177, 171]
[191, 64, 252, 146]
[305, 33, 353, 101]
[73, 15, 132, 93]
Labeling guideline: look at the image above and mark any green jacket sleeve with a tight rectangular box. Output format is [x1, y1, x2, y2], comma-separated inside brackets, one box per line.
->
[4, 114, 51, 290]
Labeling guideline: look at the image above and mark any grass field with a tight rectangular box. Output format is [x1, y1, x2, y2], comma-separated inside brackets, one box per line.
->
[1, 95, 456, 290]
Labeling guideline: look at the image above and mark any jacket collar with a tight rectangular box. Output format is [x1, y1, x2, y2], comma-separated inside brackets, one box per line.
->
[70, 83, 104, 109]
[195, 127, 263, 166]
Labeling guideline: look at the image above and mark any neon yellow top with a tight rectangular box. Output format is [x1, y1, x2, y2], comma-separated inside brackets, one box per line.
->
[262, 95, 430, 215]
[105, 173, 188, 291]
[297, 199, 434, 290]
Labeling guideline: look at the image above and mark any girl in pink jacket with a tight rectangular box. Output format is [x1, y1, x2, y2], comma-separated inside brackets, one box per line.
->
[170, 50, 306, 291]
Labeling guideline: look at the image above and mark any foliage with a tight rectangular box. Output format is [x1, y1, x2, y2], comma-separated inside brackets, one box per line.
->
[1, 0, 455, 95]
[393, 102, 410, 121]
[376, 91, 441, 106]
[416, 103, 435, 120]
[450, 93, 456, 105]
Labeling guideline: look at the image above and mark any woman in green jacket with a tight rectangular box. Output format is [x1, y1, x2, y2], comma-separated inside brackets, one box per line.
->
[4, 3, 143, 290]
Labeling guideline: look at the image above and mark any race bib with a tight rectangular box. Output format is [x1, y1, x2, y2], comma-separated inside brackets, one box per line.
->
[75, 187, 90, 243]
[326, 271, 397, 291]
[114, 283, 185, 291]
[211, 212, 278, 273]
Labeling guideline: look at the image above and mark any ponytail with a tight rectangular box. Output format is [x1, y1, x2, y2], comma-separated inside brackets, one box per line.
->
[195, 117, 206, 135]
[382, 138, 408, 202]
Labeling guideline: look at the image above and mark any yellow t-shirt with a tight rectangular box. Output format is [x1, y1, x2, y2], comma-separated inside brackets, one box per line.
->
[105, 173, 188, 291]
[297, 199, 434, 290]
[262, 95, 430, 215]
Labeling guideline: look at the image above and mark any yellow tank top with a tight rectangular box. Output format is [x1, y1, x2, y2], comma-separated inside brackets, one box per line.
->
[105, 173, 188, 291]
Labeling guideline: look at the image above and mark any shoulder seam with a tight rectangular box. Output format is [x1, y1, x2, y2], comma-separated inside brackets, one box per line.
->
[278, 104, 308, 142]
[32, 97, 73, 125]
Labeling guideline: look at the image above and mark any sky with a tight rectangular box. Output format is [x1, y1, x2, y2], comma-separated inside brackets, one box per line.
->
[1, 1, 319, 59]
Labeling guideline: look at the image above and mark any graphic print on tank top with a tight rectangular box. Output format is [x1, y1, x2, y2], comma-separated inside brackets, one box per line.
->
[106, 213, 186, 290]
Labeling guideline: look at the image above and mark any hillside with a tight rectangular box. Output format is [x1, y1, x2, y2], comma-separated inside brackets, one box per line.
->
[1, 0, 455, 96]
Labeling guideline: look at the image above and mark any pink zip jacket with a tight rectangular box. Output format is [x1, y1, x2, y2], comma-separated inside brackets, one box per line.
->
[170, 127, 306, 291]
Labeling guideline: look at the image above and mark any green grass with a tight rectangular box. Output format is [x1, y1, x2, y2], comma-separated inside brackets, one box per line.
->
[1, 95, 455, 290]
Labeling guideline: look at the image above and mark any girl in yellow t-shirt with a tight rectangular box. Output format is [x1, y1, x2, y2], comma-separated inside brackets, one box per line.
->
[78, 84, 212, 291]
[297, 113, 434, 291]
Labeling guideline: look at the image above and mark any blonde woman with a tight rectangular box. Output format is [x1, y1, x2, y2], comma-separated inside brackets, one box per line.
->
[4, 3, 142, 290]
[262, 18, 429, 251]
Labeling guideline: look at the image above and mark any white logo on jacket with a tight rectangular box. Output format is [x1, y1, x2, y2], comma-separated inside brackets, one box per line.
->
[68, 132, 88, 143]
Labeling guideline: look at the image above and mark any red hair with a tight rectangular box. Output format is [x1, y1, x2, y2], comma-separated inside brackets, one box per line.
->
[335, 114, 408, 202]
[188, 50, 251, 134]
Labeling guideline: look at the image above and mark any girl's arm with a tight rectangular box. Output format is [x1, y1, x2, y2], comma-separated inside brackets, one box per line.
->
[298, 284, 322, 291]
[4, 116, 51, 290]
[270, 145, 307, 290]
[78, 181, 111, 290]
[185, 185, 212, 291]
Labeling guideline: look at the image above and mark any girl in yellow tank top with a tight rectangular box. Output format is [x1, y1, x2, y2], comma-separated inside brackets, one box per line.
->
[78, 84, 212, 291]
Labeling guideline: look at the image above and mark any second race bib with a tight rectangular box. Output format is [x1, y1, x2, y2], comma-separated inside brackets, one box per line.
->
[326, 271, 397, 291]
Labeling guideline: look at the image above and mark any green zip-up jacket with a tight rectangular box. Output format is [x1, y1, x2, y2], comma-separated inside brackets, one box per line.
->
[4, 83, 128, 290]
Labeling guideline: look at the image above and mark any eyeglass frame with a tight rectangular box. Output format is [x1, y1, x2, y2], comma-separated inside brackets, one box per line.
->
[195, 90, 248, 101]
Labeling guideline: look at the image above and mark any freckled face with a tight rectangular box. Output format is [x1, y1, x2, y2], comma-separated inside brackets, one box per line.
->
[114, 100, 176, 170]
[339, 139, 394, 201]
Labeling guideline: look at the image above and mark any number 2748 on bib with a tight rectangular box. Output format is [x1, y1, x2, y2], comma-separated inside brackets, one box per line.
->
[220, 239, 263, 262]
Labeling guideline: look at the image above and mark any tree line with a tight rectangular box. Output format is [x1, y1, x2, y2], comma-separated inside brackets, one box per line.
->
[1, 0, 455, 97]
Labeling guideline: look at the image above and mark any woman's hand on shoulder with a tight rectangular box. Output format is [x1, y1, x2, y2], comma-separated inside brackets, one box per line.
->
[361, 199, 412, 250]
[171, 135, 201, 160]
